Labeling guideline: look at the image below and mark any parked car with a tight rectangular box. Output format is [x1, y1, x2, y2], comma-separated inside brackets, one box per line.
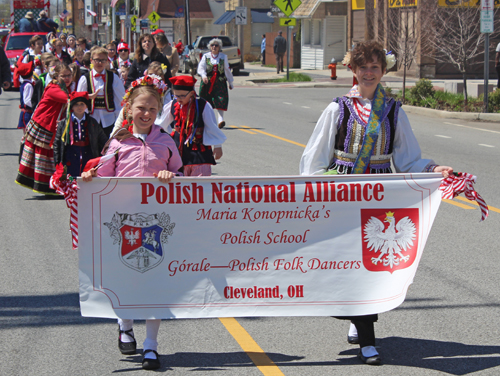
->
[4, 31, 48, 87]
[189, 36, 243, 76]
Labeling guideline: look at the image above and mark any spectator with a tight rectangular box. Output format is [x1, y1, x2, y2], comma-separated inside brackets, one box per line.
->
[274, 31, 287, 74]
[175, 39, 184, 55]
[19, 12, 39, 32]
[37, 10, 58, 33]
[76, 38, 90, 53]
[0, 46, 11, 93]
[261, 34, 266, 66]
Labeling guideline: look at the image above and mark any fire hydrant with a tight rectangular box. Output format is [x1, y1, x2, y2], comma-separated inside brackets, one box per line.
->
[328, 58, 337, 80]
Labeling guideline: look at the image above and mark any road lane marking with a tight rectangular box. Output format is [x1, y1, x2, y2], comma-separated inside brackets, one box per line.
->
[455, 196, 500, 213]
[479, 144, 495, 147]
[240, 125, 307, 147]
[301, 106, 310, 109]
[443, 122, 500, 134]
[283, 102, 292, 105]
[219, 317, 285, 376]
[442, 199, 476, 209]
[229, 125, 257, 135]
[435, 135, 452, 138]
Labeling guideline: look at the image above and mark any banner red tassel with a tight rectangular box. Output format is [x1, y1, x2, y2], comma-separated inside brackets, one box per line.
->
[439, 172, 489, 222]
[50, 175, 80, 249]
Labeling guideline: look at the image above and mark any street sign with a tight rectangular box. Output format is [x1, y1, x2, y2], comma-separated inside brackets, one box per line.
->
[274, 0, 302, 17]
[150, 24, 158, 31]
[140, 19, 149, 30]
[235, 7, 247, 25]
[481, 0, 493, 11]
[124, 19, 131, 28]
[280, 18, 296, 26]
[481, 10, 494, 33]
[148, 11, 160, 24]
[130, 15, 137, 28]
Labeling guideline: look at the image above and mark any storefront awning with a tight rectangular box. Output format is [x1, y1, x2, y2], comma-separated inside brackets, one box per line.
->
[214, 11, 235, 25]
[250, 9, 274, 23]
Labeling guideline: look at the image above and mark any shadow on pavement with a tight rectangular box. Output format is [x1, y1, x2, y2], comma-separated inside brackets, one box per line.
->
[338, 336, 500, 375]
[114, 351, 304, 373]
[0, 293, 108, 329]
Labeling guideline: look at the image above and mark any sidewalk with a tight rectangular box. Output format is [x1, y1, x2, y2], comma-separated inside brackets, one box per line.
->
[233, 64, 500, 121]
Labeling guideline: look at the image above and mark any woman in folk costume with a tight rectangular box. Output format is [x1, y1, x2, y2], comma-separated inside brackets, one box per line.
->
[160, 75, 226, 176]
[17, 61, 36, 134]
[300, 41, 453, 365]
[197, 38, 234, 129]
[16, 63, 72, 194]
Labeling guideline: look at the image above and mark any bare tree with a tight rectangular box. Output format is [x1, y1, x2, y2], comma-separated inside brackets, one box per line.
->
[387, 6, 419, 102]
[423, 2, 484, 105]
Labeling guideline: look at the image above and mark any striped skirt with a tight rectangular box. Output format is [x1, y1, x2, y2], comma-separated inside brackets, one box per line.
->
[15, 119, 57, 195]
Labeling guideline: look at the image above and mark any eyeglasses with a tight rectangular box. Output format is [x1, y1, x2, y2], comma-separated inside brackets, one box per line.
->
[118, 49, 128, 52]
[211, 44, 219, 47]
[174, 94, 190, 99]
[92, 59, 107, 64]
[60, 74, 72, 79]
[108, 49, 116, 52]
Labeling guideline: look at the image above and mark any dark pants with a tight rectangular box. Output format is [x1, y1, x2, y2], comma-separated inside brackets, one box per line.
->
[262, 51, 266, 65]
[335, 314, 378, 348]
[275, 53, 285, 73]
[102, 123, 114, 138]
[496, 65, 500, 88]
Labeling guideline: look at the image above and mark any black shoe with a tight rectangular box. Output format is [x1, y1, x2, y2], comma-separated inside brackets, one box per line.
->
[358, 350, 381, 365]
[118, 326, 137, 355]
[142, 349, 161, 370]
[218, 121, 226, 129]
[347, 335, 359, 344]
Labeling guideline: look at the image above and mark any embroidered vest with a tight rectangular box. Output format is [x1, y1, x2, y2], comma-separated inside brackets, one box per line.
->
[329, 96, 400, 174]
[170, 98, 216, 166]
[205, 56, 226, 81]
[84, 71, 115, 113]
[20, 81, 33, 111]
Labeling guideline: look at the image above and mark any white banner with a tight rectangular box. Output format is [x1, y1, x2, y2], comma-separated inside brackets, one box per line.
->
[78, 174, 443, 319]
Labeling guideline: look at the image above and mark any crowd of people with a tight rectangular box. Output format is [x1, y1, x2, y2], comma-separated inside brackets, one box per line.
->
[8, 27, 455, 370]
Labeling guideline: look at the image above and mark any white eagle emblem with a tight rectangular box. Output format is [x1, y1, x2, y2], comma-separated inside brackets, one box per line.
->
[363, 211, 416, 269]
[125, 230, 140, 246]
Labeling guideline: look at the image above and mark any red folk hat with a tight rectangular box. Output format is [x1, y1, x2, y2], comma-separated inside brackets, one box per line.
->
[17, 60, 34, 78]
[151, 29, 165, 35]
[117, 41, 130, 51]
[169, 75, 197, 91]
[70, 91, 91, 109]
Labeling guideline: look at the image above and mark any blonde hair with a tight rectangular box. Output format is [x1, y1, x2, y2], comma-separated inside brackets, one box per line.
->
[125, 85, 162, 123]
[146, 61, 165, 81]
[90, 46, 108, 58]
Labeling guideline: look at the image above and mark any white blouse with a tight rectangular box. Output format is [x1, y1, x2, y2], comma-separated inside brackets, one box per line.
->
[197, 52, 234, 88]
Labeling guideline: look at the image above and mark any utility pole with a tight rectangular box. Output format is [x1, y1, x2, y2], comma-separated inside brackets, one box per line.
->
[238, 0, 243, 66]
[185, 0, 191, 45]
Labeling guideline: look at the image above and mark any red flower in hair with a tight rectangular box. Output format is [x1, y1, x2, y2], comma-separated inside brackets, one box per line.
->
[132, 81, 138, 87]
[145, 76, 153, 84]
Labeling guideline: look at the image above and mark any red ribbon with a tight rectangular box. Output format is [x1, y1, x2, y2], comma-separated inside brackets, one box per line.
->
[208, 65, 218, 94]
[50, 172, 80, 249]
[439, 172, 489, 222]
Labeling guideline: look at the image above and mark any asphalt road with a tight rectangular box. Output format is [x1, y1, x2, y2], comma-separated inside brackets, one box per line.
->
[1, 86, 499, 376]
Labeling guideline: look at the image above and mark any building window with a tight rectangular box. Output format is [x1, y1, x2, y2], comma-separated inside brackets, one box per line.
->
[303, 19, 322, 46]
[251, 23, 272, 46]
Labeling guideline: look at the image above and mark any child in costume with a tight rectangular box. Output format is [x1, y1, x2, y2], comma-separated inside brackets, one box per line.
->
[17, 61, 36, 134]
[53, 92, 108, 178]
[76, 46, 126, 138]
[197, 38, 234, 129]
[161, 75, 226, 176]
[300, 41, 453, 365]
[16, 63, 71, 195]
[81, 75, 183, 371]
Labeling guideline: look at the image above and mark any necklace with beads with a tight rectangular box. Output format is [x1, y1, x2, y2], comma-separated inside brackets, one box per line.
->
[353, 98, 371, 124]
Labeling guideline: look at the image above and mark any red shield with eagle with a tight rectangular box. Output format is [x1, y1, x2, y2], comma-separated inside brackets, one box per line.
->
[360, 208, 419, 274]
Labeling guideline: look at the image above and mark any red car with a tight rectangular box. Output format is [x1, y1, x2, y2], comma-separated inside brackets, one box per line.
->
[4, 31, 48, 88]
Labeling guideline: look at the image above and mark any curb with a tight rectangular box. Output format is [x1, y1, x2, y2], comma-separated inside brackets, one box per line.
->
[402, 105, 500, 122]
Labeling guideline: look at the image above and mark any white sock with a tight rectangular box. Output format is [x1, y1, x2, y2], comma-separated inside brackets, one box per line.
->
[118, 318, 135, 343]
[348, 322, 358, 337]
[143, 319, 161, 357]
[361, 345, 379, 358]
[217, 110, 224, 123]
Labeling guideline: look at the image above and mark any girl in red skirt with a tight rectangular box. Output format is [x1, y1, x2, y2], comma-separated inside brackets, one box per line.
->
[16, 63, 72, 195]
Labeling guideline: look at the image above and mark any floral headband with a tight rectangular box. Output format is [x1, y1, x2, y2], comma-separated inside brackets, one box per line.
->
[121, 74, 168, 106]
[342, 49, 396, 71]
